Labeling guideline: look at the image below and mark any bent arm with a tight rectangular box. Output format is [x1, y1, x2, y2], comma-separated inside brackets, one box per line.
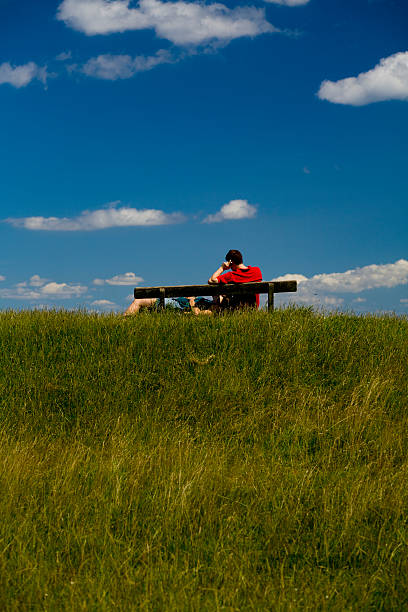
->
[208, 262, 229, 284]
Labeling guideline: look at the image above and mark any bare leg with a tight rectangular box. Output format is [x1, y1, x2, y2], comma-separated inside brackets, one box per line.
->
[124, 298, 157, 315]
[187, 297, 213, 316]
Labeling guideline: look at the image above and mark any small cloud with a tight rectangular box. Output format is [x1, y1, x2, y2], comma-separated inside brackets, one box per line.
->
[272, 273, 308, 283]
[264, 0, 310, 5]
[90, 299, 118, 309]
[93, 272, 144, 286]
[66, 63, 78, 74]
[303, 166, 310, 174]
[57, 0, 276, 45]
[0, 287, 42, 299]
[0, 275, 5, 281]
[56, 50, 72, 61]
[41, 282, 87, 297]
[322, 296, 344, 306]
[203, 199, 257, 223]
[6, 202, 185, 231]
[400, 298, 408, 304]
[353, 297, 366, 303]
[81, 50, 175, 80]
[0, 62, 50, 88]
[29, 274, 48, 287]
[0, 279, 87, 300]
[318, 51, 408, 106]
[16, 274, 49, 288]
[91, 299, 115, 306]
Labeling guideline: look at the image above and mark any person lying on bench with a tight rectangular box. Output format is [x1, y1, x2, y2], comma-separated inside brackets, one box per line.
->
[124, 248, 261, 315]
[208, 249, 262, 310]
[124, 296, 212, 315]
[173, 297, 214, 315]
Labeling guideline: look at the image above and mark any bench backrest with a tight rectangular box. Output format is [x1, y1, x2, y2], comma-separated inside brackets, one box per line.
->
[134, 281, 296, 298]
[134, 281, 297, 311]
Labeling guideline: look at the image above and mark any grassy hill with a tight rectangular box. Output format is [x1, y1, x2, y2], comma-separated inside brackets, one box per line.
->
[0, 308, 407, 610]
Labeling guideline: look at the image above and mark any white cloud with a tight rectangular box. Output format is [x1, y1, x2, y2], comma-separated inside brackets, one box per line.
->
[56, 50, 73, 61]
[93, 272, 144, 286]
[273, 259, 408, 308]
[272, 273, 308, 283]
[203, 199, 257, 223]
[0, 287, 43, 300]
[41, 282, 87, 297]
[90, 299, 118, 308]
[57, 0, 150, 34]
[318, 51, 408, 106]
[275, 259, 408, 293]
[82, 49, 174, 80]
[0, 62, 49, 88]
[57, 0, 275, 45]
[0, 281, 87, 300]
[24, 274, 48, 287]
[0, 275, 5, 281]
[16, 274, 49, 288]
[6, 203, 185, 231]
[304, 259, 408, 293]
[401, 298, 408, 304]
[264, 0, 310, 5]
[353, 297, 366, 303]
[29, 274, 49, 287]
[322, 296, 344, 306]
[91, 299, 116, 305]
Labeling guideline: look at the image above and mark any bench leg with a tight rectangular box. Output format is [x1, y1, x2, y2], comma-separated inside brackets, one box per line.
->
[268, 286, 274, 312]
[159, 288, 165, 310]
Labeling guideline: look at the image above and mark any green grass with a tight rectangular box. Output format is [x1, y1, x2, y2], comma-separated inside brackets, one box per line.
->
[0, 307, 407, 610]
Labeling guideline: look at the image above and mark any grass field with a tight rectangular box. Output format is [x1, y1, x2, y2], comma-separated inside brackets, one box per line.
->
[0, 307, 407, 610]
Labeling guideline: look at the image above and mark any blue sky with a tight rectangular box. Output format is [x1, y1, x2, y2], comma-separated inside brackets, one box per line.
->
[0, 0, 407, 312]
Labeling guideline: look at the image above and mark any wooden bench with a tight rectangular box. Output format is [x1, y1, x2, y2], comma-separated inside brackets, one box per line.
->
[134, 281, 297, 312]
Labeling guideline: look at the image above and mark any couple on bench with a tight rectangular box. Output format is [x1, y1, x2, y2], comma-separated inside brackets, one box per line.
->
[124, 249, 262, 315]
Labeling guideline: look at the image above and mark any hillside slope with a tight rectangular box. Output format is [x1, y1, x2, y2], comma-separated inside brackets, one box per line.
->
[0, 309, 407, 610]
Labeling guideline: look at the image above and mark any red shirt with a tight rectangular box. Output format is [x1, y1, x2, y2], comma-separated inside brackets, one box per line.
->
[218, 266, 263, 307]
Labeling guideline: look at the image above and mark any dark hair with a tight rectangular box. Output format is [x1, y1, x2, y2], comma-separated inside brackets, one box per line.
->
[226, 249, 243, 265]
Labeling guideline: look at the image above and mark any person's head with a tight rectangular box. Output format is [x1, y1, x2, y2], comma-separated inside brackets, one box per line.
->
[226, 249, 243, 268]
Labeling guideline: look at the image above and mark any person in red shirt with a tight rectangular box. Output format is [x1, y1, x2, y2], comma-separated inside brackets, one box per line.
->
[208, 249, 262, 309]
